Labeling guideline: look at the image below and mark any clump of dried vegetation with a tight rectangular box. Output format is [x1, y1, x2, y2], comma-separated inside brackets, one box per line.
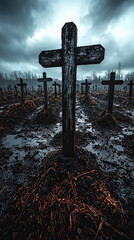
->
[0, 148, 132, 240]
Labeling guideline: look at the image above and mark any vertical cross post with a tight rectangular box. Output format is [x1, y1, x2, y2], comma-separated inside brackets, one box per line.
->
[14, 84, 18, 95]
[81, 83, 84, 94]
[58, 83, 61, 94]
[62, 23, 77, 155]
[17, 78, 26, 103]
[0, 87, 3, 96]
[127, 80, 134, 98]
[101, 72, 123, 113]
[39, 22, 105, 156]
[53, 81, 59, 98]
[37, 72, 52, 109]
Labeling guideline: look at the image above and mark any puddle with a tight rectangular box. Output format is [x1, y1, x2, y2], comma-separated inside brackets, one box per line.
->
[122, 127, 134, 135]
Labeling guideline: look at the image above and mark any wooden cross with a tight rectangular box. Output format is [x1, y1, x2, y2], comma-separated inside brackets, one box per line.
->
[38, 85, 42, 93]
[17, 78, 26, 103]
[81, 83, 84, 94]
[8, 85, 12, 93]
[39, 22, 105, 156]
[23, 83, 27, 96]
[53, 82, 59, 98]
[127, 80, 134, 98]
[58, 83, 61, 94]
[81, 79, 91, 98]
[37, 72, 52, 109]
[101, 72, 123, 113]
[0, 87, 3, 96]
[14, 84, 18, 95]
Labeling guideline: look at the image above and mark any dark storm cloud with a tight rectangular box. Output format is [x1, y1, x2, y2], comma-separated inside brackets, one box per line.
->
[83, 0, 134, 32]
[0, 0, 51, 64]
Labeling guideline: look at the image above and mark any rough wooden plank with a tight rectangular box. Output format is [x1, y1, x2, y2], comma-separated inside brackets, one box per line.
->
[39, 49, 62, 68]
[62, 22, 77, 156]
[76, 44, 105, 65]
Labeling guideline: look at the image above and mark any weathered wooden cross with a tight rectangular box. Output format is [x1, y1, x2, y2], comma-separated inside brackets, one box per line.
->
[17, 78, 26, 103]
[8, 85, 12, 93]
[0, 87, 3, 96]
[81, 79, 91, 98]
[14, 84, 18, 95]
[37, 72, 52, 109]
[53, 81, 59, 98]
[127, 80, 134, 98]
[81, 83, 84, 94]
[38, 85, 42, 93]
[58, 83, 61, 94]
[39, 22, 105, 156]
[101, 72, 123, 113]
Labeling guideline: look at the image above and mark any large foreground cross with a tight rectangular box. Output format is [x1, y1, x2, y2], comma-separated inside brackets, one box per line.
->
[39, 22, 105, 156]
[101, 72, 123, 113]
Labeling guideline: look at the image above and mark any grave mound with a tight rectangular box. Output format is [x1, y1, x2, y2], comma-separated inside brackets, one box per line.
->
[0, 148, 131, 240]
[35, 107, 57, 124]
[79, 94, 97, 105]
[97, 111, 117, 127]
[0, 100, 37, 132]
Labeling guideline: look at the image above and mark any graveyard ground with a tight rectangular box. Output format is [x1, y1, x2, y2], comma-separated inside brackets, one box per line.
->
[0, 90, 134, 240]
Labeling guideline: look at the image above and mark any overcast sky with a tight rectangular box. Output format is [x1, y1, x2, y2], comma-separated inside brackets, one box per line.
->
[0, 0, 134, 79]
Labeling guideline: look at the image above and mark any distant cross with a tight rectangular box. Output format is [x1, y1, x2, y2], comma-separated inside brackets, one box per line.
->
[127, 80, 134, 98]
[38, 85, 42, 93]
[101, 72, 123, 113]
[0, 87, 3, 96]
[17, 78, 26, 103]
[53, 82, 59, 98]
[37, 72, 52, 109]
[81, 79, 91, 98]
[81, 83, 84, 94]
[58, 83, 61, 94]
[14, 84, 18, 95]
[76, 84, 79, 93]
[95, 85, 97, 91]
[8, 85, 12, 93]
[39, 22, 105, 156]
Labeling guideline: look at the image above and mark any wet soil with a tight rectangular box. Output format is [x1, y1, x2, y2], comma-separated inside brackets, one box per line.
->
[0, 91, 134, 239]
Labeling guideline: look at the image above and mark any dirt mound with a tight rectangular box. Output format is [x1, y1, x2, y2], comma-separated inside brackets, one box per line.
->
[0, 148, 131, 240]
[35, 107, 57, 124]
[97, 111, 118, 128]
[79, 94, 97, 104]
[0, 100, 37, 134]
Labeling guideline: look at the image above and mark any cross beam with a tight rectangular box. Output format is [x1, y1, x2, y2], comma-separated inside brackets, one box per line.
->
[127, 80, 134, 97]
[37, 72, 52, 109]
[101, 72, 123, 113]
[17, 78, 26, 103]
[81, 79, 91, 97]
[39, 22, 105, 156]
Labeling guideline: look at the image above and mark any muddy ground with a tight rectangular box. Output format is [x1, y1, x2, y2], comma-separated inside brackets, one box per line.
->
[0, 90, 134, 239]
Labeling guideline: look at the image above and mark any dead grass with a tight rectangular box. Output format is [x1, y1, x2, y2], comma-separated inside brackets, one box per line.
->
[0, 148, 131, 240]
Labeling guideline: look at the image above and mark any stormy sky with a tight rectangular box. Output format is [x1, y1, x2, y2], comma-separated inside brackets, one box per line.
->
[0, 0, 134, 79]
